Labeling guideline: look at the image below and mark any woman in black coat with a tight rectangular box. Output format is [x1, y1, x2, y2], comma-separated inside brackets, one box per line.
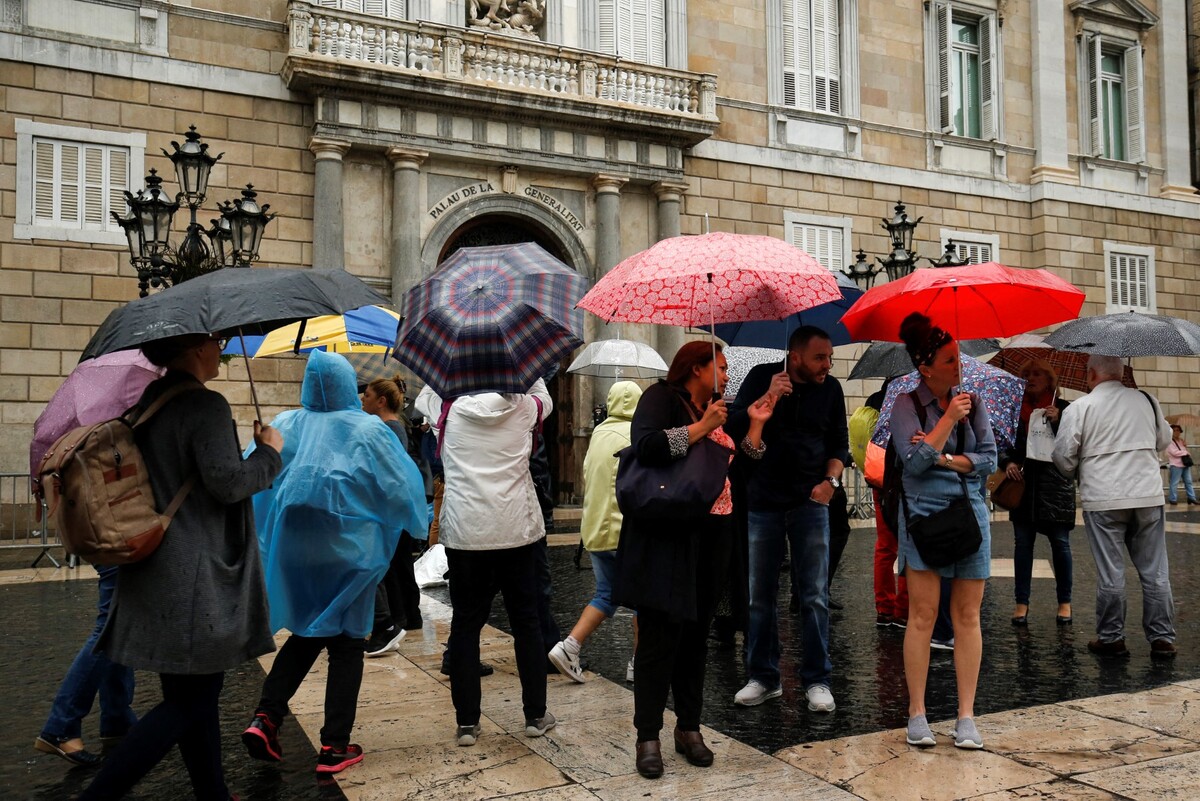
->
[999, 359, 1074, 626]
[615, 341, 773, 779]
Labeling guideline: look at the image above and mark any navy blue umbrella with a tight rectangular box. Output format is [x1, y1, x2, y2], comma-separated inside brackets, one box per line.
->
[699, 272, 863, 347]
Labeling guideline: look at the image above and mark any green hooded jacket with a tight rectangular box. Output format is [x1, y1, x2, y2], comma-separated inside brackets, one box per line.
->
[580, 381, 643, 552]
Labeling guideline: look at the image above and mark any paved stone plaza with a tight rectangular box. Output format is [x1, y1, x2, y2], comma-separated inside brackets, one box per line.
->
[4, 509, 1200, 800]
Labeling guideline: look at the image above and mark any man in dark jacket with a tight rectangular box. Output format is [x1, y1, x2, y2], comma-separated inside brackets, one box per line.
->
[726, 326, 848, 713]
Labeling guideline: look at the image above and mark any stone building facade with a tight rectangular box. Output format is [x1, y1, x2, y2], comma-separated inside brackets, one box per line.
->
[2, 0, 1198, 501]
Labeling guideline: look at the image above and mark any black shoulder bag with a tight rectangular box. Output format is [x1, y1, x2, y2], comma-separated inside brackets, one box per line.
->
[901, 418, 983, 569]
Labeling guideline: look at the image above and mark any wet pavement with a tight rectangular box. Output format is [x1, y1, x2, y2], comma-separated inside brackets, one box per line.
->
[2, 506, 1198, 799]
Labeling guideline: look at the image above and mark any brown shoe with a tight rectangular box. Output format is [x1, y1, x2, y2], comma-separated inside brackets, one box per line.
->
[635, 739, 663, 779]
[1087, 638, 1129, 657]
[1151, 640, 1178, 660]
[673, 727, 714, 767]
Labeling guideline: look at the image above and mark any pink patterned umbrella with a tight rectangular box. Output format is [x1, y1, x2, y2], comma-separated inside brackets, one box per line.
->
[577, 232, 842, 327]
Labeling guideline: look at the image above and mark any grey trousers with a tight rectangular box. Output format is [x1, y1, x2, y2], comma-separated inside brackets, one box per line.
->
[1082, 507, 1176, 644]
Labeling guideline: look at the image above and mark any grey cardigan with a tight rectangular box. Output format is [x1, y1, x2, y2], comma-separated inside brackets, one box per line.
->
[98, 371, 282, 674]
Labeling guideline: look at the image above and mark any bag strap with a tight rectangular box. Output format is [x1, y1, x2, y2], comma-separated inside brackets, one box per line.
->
[435, 398, 453, 459]
[128, 380, 201, 523]
[898, 390, 971, 521]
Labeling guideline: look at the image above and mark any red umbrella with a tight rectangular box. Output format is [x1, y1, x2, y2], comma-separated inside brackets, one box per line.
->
[577, 232, 842, 328]
[840, 263, 1085, 342]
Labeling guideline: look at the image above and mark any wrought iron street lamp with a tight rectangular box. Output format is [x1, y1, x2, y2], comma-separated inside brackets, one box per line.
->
[842, 199, 972, 292]
[926, 240, 971, 268]
[111, 126, 275, 297]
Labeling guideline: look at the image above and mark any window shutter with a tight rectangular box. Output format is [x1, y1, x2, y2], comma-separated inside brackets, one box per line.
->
[813, 0, 839, 113]
[599, 0, 616, 54]
[781, 0, 797, 106]
[979, 14, 995, 140]
[1086, 34, 1102, 157]
[33, 140, 56, 224]
[60, 144, 81, 225]
[364, 0, 385, 13]
[646, 0, 665, 67]
[794, 223, 843, 273]
[1134, 254, 1148, 308]
[316, 0, 339, 7]
[617, 0, 634, 57]
[388, 0, 405, 17]
[108, 147, 129, 228]
[782, 0, 812, 110]
[934, 2, 952, 132]
[83, 146, 105, 227]
[1123, 43, 1143, 163]
[341, 0, 364, 12]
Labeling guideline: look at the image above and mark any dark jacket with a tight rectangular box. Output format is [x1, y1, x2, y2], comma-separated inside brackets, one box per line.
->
[98, 370, 282, 674]
[999, 397, 1075, 528]
[727, 363, 849, 511]
[614, 381, 732, 621]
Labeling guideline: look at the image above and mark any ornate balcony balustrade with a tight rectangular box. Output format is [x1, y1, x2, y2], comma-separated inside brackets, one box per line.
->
[284, 1, 719, 146]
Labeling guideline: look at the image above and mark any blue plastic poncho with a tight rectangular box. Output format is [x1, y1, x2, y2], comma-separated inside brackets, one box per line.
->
[248, 350, 428, 638]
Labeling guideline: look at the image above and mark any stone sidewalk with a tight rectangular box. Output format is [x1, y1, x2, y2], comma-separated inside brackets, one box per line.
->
[282, 594, 1200, 801]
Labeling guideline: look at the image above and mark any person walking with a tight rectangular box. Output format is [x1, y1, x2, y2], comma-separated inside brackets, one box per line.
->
[242, 352, 426, 774]
[1053, 355, 1177, 660]
[1000, 359, 1075, 626]
[726, 326, 848, 714]
[549, 380, 643, 683]
[891, 313, 996, 751]
[1165, 425, 1197, 506]
[79, 333, 283, 801]
[415, 377, 556, 748]
[616, 342, 774, 779]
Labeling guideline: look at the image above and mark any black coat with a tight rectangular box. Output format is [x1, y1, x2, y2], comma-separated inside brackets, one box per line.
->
[614, 381, 732, 621]
[1000, 397, 1075, 528]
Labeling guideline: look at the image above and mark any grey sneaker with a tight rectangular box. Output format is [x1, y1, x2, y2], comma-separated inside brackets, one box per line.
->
[734, 680, 782, 707]
[954, 718, 983, 749]
[525, 711, 557, 738]
[906, 714, 935, 747]
[805, 684, 836, 713]
[456, 723, 481, 747]
[549, 641, 585, 683]
[930, 637, 955, 651]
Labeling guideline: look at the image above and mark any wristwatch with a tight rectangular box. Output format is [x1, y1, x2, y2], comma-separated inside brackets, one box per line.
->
[942, 453, 954, 466]
[825, 476, 841, 489]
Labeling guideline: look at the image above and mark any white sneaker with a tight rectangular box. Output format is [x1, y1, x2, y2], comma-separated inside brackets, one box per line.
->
[734, 680, 782, 707]
[930, 637, 955, 652]
[626, 658, 635, 683]
[805, 684, 836, 712]
[548, 641, 585, 683]
[364, 627, 406, 657]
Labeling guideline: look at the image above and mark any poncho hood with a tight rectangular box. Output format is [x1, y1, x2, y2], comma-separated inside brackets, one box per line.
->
[605, 380, 642, 421]
[300, 350, 360, 412]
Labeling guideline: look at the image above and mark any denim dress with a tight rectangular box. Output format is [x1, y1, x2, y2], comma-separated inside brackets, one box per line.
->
[892, 384, 997, 579]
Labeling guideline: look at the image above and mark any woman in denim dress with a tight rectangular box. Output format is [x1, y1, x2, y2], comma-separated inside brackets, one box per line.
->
[891, 313, 996, 750]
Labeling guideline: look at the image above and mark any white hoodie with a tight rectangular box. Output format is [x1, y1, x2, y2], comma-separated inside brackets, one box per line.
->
[416, 379, 552, 550]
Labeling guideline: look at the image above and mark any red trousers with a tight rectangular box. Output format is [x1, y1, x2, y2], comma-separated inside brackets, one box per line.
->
[872, 489, 908, 618]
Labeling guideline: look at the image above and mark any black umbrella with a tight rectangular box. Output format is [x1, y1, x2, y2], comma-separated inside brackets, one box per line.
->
[1043, 311, 1200, 357]
[81, 267, 389, 418]
[848, 338, 1000, 380]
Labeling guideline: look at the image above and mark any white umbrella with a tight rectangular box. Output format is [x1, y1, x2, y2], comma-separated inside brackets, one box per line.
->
[566, 338, 669, 379]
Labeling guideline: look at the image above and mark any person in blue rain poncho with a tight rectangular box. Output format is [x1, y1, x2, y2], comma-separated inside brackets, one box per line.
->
[240, 350, 427, 775]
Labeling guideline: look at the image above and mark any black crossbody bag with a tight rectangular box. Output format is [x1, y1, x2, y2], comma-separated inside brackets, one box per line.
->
[901, 418, 983, 569]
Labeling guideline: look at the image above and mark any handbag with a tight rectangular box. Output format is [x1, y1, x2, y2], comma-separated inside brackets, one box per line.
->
[901, 421, 983, 568]
[987, 470, 1025, 511]
[1183, 453, 1194, 469]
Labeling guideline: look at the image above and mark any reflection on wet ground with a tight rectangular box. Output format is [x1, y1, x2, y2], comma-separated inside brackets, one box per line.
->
[2, 509, 1197, 798]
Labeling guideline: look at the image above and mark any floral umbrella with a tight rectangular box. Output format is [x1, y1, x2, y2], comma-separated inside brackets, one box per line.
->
[987, 333, 1135, 393]
[871, 354, 1025, 452]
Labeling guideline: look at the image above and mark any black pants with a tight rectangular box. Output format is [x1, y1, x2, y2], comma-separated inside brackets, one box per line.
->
[828, 485, 851, 583]
[80, 672, 227, 801]
[374, 532, 423, 632]
[446, 542, 546, 726]
[257, 634, 366, 747]
[532, 536, 562, 657]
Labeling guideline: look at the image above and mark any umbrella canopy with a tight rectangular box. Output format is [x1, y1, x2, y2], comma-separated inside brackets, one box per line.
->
[82, 267, 389, 359]
[699, 271, 864, 347]
[1166, 413, 1200, 428]
[848, 339, 1000, 380]
[722, 346, 787, 400]
[566, 339, 668, 379]
[987, 333, 1135, 393]
[841, 263, 1085, 342]
[576, 232, 842, 327]
[29, 351, 164, 477]
[393, 243, 588, 398]
[224, 305, 402, 357]
[1042, 311, 1200, 357]
[871, 354, 1025, 452]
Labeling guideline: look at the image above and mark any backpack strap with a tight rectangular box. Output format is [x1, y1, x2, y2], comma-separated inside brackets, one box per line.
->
[435, 398, 453, 459]
[128, 380, 201, 520]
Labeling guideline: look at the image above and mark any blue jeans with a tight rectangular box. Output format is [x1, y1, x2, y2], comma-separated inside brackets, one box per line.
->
[1013, 521, 1073, 606]
[1168, 465, 1196, 503]
[587, 549, 619, 618]
[41, 566, 137, 742]
[746, 503, 831, 689]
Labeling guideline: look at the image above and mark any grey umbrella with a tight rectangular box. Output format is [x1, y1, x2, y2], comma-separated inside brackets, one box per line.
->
[1043, 311, 1200, 357]
[849, 338, 1001, 380]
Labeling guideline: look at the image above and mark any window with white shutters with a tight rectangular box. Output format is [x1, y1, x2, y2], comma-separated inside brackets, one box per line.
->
[789, 221, 844, 274]
[598, 0, 666, 66]
[317, 0, 407, 17]
[31, 138, 130, 233]
[1104, 244, 1155, 313]
[929, 1, 999, 140]
[1081, 33, 1143, 163]
[781, 0, 840, 113]
[940, 229, 998, 266]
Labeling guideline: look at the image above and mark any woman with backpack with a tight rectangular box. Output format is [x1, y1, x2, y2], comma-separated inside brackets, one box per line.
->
[80, 333, 284, 801]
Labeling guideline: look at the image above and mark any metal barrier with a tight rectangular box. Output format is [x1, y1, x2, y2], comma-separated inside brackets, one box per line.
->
[847, 465, 875, 520]
[0, 472, 60, 567]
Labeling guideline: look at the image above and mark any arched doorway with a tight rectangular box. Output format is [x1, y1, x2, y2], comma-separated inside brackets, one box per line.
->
[439, 214, 579, 506]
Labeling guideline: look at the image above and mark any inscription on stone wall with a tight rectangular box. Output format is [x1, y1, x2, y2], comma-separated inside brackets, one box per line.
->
[523, 186, 584, 232]
[428, 181, 496, 220]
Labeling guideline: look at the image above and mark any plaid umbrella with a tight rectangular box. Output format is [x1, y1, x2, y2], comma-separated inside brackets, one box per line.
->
[393, 243, 588, 398]
[848, 339, 1000, 380]
[872, 354, 1025, 452]
[1043, 311, 1200, 357]
[987, 333, 1135, 393]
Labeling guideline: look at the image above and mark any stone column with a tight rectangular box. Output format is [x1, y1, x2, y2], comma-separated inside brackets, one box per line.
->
[1159, 2, 1199, 200]
[653, 180, 689, 363]
[1028, 2, 1073, 184]
[586, 173, 628, 430]
[310, 137, 351, 269]
[387, 147, 429, 307]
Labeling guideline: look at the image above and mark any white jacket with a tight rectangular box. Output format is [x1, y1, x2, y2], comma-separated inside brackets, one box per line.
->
[1052, 380, 1171, 511]
[415, 380, 552, 551]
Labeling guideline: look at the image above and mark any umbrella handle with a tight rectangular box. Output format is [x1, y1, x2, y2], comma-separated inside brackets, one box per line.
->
[238, 327, 263, 422]
[707, 272, 718, 399]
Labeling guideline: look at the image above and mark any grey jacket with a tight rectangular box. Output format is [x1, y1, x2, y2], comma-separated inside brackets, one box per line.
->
[98, 371, 282, 674]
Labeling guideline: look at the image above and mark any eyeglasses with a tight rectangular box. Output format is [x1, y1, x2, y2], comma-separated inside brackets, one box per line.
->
[210, 337, 228, 349]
